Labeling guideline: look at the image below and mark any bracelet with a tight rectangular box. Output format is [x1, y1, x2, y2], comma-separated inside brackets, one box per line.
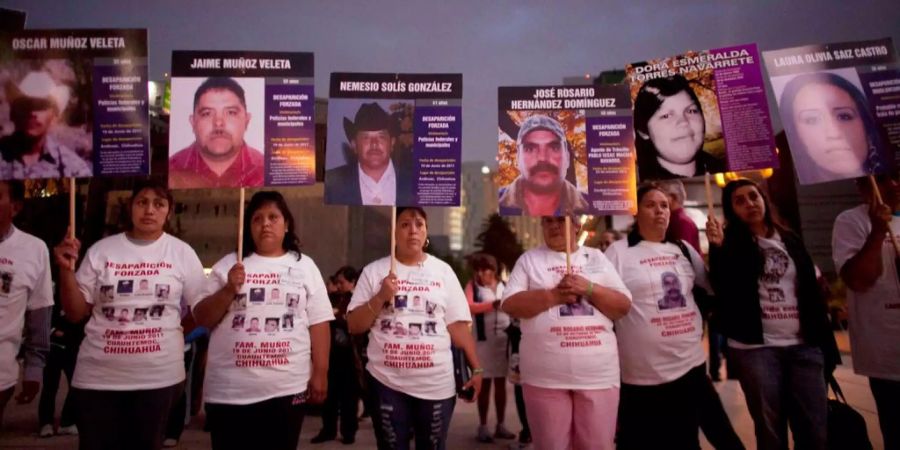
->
[586, 281, 594, 297]
[471, 367, 485, 375]
[366, 300, 378, 315]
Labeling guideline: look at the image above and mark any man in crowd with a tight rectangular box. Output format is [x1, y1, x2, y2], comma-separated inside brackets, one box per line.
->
[833, 172, 900, 450]
[0, 180, 52, 428]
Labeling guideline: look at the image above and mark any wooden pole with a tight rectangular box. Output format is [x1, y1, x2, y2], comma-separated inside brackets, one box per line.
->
[705, 172, 715, 218]
[68, 178, 76, 239]
[868, 175, 900, 257]
[237, 188, 245, 263]
[564, 215, 572, 274]
[390, 206, 397, 274]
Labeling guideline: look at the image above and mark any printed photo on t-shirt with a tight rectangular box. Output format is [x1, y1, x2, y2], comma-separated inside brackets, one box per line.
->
[425, 301, 437, 317]
[232, 314, 245, 330]
[411, 295, 423, 309]
[0, 271, 12, 295]
[246, 317, 261, 333]
[155, 284, 170, 301]
[117, 279, 134, 294]
[658, 271, 687, 311]
[133, 308, 148, 323]
[101, 307, 115, 321]
[767, 287, 786, 303]
[559, 298, 595, 317]
[393, 321, 406, 336]
[117, 308, 130, 323]
[249, 288, 266, 303]
[408, 322, 423, 337]
[99, 285, 115, 303]
[394, 294, 408, 310]
[232, 293, 248, 311]
[286, 293, 299, 309]
[137, 279, 151, 295]
[270, 288, 281, 301]
[149, 305, 164, 319]
[761, 247, 789, 284]
[380, 319, 392, 333]
[282, 314, 294, 330]
[425, 321, 437, 335]
[265, 317, 279, 333]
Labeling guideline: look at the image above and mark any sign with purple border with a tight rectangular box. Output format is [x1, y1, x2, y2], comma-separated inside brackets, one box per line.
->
[626, 43, 777, 181]
[168, 51, 314, 189]
[497, 85, 636, 217]
[764, 38, 898, 185]
[325, 73, 462, 207]
[0, 29, 149, 180]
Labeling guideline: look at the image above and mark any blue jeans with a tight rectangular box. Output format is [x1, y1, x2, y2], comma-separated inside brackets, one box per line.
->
[368, 373, 456, 450]
[730, 344, 827, 450]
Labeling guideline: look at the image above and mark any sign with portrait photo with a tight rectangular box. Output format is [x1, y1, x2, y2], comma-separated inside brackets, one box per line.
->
[626, 43, 778, 181]
[763, 38, 899, 185]
[168, 51, 315, 189]
[325, 73, 462, 207]
[496, 84, 636, 217]
[0, 29, 149, 180]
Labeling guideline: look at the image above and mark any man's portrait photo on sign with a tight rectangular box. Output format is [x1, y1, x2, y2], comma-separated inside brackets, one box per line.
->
[771, 68, 892, 185]
[0, 62, 93, 179]
[632, 75, 725, 180]
[168, 76, 264, 189]
[324, 99, 415, 206]
[497, 112, 590, 216]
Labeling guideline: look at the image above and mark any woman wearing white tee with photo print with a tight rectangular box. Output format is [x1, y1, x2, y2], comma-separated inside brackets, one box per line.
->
[707, 179, 838, 450]
[501, 215, 631, 450]
[347, 207, 482, 450]
[55, 180, 206, 450]
[192, 191, 333, 450]
[605, 183, 741, 450]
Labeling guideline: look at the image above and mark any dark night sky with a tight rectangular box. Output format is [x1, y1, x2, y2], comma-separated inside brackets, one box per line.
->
[3, 0, 899, 165]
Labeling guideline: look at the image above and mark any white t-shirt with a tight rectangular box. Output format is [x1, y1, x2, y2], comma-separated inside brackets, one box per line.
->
[833, 205, 900, 381]
[605, 239, 707, 385]
[195, 252, 335, 404]
[73, 233, 206, 390]
[349, 255, 471, 400]
[0, 227, 53, 390]
[730, 233, 802, 349]
[471, 282, 511, 340]
[501, 245, 631, 390]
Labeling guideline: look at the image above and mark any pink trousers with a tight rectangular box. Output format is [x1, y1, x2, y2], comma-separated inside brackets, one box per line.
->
[522, 384, 619, 450]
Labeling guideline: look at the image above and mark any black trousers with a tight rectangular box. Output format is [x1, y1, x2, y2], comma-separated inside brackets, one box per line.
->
[618, 364, 744, 450]
[320, 346, 359, 439]
[0, 386, 13, 428]
[871, 377, 900, 450]
[205, 392, 306, 450]
[38, 343, 79, 427]
[72, 382, 183, 450]
[164, 347, 194, 440]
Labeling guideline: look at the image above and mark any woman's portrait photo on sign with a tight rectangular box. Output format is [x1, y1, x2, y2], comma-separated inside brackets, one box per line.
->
[496, 110, 591, 216]
[771, 68, 891, 184]
[324, 98, 415, 206]
[632, 74, 726, 180]
[168, 76, 265, 189]
[0, 60, 94, 180]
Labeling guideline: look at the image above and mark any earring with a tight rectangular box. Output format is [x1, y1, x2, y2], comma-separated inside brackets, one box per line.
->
[424, 237, 430, 249]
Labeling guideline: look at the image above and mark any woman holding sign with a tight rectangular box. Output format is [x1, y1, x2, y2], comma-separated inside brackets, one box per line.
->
[347, 207, 482, 450]
[779, 71, 889, 185]
[501, 214, 631, 450]
[706, 179, 838, 450]
[191, 191, 333, 450]
[634, 75, 725, 179]
[606, 183, 742, 450]
[54, 179, 206, 450]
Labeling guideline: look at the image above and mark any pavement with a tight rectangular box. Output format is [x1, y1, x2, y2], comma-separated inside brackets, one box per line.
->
[0, 331, 885, 449]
